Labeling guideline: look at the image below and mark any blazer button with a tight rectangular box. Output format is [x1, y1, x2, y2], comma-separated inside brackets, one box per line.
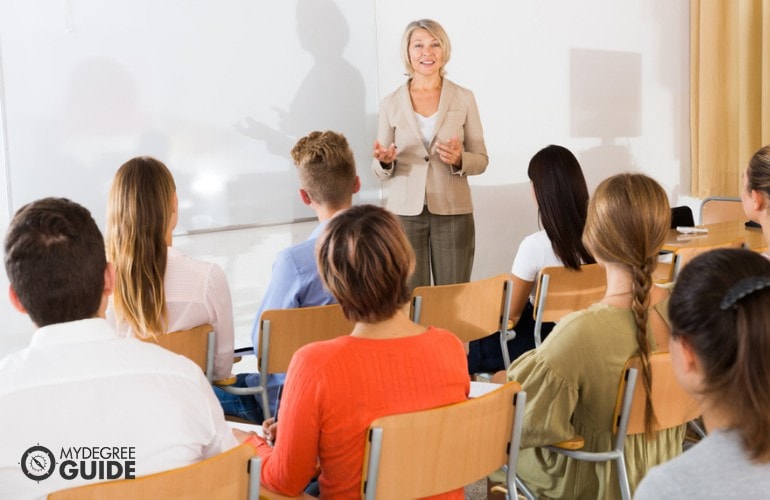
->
[424, 155, 430, 162]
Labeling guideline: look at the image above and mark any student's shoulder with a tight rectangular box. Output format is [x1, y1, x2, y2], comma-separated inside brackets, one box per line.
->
[122, 337, 208, 378]
[167, 247, 224, 277]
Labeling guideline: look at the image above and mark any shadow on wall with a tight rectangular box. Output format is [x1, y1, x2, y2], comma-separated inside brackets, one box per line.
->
[470, 182, 539, 281]
[235, 0, 374, 223]
[570, 48, 642, 190]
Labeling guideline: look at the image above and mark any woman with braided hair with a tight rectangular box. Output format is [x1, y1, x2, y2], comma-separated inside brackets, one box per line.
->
[636, 248, 770, 498]
[504, 173, 685, 499]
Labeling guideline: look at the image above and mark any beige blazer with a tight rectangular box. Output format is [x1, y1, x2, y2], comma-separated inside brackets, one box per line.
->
[372, 79, 488, 216]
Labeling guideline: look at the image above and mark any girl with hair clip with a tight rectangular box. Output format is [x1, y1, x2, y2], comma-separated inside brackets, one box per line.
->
[636, 248, 770, 498]
[503, 173, 683, 499]
[106, 156, 235, 382]
[741, 144, 770, 256]
[470, 145, 593, 373]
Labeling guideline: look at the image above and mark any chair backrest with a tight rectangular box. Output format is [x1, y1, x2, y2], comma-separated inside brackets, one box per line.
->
[699, 196, 744, 225]
[531, 264, 607, 347]
[614, 353, 701, 437]
[48, 442, 260, 500]
[672, 238, 745, 280]
[362, 382, 526, 500]
[144, 324, 215, 382]
[410, 274, 512, 343]
[258, 304, 354, 374]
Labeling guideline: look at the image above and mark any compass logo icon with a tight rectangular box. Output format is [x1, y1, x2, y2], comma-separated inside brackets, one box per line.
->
[20, 444, 56, 482]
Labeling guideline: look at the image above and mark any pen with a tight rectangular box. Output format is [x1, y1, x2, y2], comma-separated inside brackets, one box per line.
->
[274, 384, 284, 422]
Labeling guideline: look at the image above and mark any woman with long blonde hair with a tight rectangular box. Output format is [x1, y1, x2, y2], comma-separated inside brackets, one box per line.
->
[106, 156, 234, 381]
[505, 173, 684, 499]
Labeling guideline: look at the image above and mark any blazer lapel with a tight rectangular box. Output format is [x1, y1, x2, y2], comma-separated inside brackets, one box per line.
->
[431, 79, 455, 146]
[397, 83, 425, 152]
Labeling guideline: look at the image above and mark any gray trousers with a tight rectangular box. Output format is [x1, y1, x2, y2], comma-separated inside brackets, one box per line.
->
[399, 206, 475, 290]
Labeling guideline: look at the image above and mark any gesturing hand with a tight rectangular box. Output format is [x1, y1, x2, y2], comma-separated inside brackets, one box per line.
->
[436, 135, 463, 167]
[373, 140, 398, 165]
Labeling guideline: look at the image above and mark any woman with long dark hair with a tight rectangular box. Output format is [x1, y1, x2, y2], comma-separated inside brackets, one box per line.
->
[636, 248, 770, 498]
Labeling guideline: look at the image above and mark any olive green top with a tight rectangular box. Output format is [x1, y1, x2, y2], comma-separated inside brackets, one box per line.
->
[508, 298, 686, 499]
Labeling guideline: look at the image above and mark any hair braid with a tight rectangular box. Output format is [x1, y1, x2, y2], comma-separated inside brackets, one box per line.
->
[632, 255, 657, 436]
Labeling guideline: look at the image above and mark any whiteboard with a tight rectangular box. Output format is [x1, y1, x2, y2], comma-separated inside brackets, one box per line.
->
[0, 0, 379, 232]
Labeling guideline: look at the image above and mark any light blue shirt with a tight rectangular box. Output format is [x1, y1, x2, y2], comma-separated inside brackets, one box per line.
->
[244, 221, 336, 413]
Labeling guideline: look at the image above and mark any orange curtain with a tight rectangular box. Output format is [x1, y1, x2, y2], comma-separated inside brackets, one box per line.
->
[690, 0, 770, 197]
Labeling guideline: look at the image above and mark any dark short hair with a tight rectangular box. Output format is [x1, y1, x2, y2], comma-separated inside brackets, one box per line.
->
[316, 204, 413, 323]
[4, 197, 106, 326]
[670, 248, 770, 461]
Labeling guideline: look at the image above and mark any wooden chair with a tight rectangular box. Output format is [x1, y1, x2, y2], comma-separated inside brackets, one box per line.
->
[516, 353, 700, 500]
[532, 264, 607, 346]
[671, 237, 745, 281]
[362, 382, 526, 500]
[144, 324, 216, 383]
[48, 442, 261, 500]
[216, 304, 354, 419]
[410, 274, 515, 366]
[699, 196, 744, 225]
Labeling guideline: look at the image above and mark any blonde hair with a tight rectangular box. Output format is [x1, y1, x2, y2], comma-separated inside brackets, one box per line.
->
[291, 131, 357, 209]
[400, 19, 452, 78]
[583, 173, 670, 435]
[106, 156, 176, 338]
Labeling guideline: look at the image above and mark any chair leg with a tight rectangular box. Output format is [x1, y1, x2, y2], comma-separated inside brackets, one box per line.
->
[514, 475, 536, 500]
[616, 456, 631, 500]
[688, 419, 707, 439]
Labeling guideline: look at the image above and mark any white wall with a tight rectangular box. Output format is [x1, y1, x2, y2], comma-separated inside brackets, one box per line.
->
[0, 0, 692, 357]
[375, 0, 691, 279]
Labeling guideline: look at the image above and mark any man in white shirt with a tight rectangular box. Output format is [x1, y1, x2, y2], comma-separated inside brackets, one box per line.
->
[0, 197, 242, 500]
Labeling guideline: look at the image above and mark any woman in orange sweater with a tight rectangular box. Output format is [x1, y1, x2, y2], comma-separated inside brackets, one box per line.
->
[255, 204, 470, 498]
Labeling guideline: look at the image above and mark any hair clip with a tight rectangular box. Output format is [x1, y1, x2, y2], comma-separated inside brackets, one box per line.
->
[720, 276, 770, 310]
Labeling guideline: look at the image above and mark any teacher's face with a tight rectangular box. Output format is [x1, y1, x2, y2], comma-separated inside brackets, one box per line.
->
[408, 28, 443, 77]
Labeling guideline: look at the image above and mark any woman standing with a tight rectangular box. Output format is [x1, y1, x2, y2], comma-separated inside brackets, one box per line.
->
[506, 173, 681, 498]
[372, 19, 488, 289]
[635, 248, 770, 498]
[106, 156, 235, 382]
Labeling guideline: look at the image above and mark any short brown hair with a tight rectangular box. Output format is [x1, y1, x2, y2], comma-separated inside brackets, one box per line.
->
[316, 205, 414, 323]
[291, 131, 357, 209]
[4, 197, 106, 326]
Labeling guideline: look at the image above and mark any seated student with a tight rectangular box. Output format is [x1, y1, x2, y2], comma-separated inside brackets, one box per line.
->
[215, 130, 360, 423]
[741, 144, 770, 255]
[255, 204, 470, 498]
[469, 145, 593, 373]
[505, 173, 683, 498]
[106, 156, 235, 382]
[0, 198, 244, 499]
[636, 248, 770, 498]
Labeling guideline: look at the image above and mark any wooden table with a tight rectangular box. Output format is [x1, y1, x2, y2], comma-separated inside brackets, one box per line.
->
[662, 220, 766, 253]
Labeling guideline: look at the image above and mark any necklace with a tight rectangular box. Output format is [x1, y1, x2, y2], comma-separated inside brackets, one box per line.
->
[602, 291, 632, 299]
